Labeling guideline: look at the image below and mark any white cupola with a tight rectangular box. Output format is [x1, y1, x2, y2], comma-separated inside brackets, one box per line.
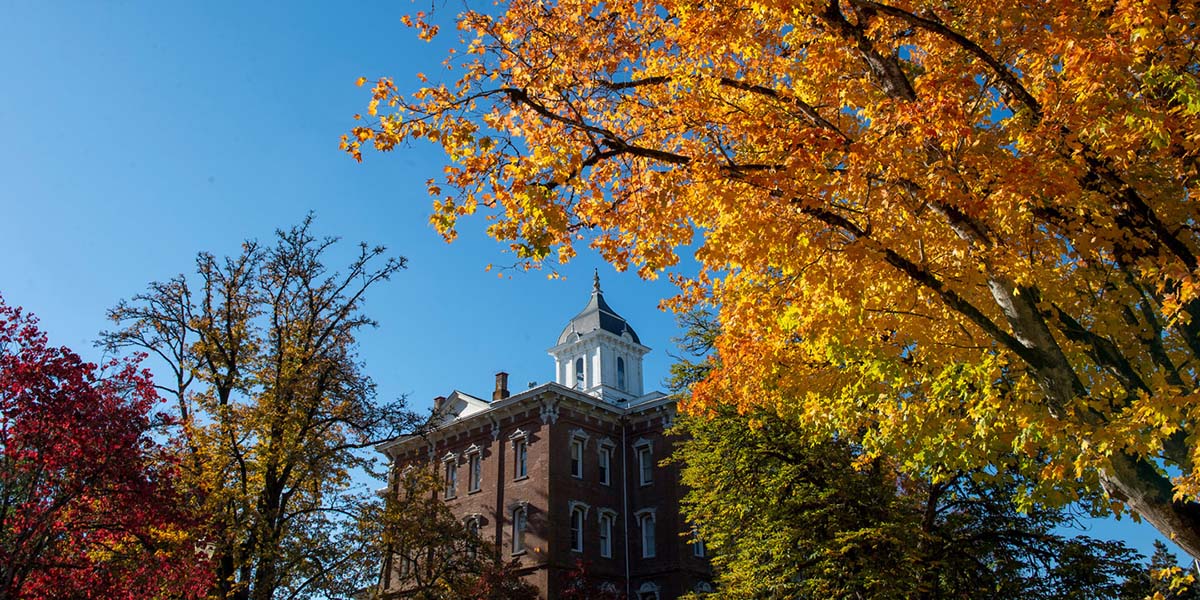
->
[548, 271, 650, 403]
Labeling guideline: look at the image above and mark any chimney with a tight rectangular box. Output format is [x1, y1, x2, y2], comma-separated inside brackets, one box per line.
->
[493, 372, 510, 401]
[433, 396, 446, 412]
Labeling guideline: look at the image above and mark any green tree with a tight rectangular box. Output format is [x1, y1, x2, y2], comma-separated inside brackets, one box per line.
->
[1125, 541, 1200, 600]
[676, 406, 1149, 599]
[376, 468, 538, 600]
[670, 311, 1148, 599]
[102, 217, 417, 600]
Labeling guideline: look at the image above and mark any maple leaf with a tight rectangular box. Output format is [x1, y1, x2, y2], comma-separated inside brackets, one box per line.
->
[349, 0, 1200, 559]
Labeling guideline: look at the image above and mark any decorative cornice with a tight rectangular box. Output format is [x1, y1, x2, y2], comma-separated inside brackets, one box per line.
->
[568, 500, 591, 517]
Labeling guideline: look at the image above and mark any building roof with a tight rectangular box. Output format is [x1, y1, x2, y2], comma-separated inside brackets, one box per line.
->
[556, 271, 641, 345]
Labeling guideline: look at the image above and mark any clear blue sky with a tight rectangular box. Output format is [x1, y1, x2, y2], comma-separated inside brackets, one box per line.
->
[0, 0, 1175, 562]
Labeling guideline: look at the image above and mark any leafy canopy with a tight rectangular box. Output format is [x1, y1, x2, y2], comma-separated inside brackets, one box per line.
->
[675, 406, 1153, 599]
[103, 218, 416, 600]
[0, 296, 208, 600]
[349, 0, 1200, 556]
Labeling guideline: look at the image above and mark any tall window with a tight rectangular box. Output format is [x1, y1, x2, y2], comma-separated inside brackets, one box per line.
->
[444, 459, 458, 499]
[598, 445, 612, 486]
[398, 546, 413, 577]
[638, 511, 656, 558]
[569, 506, 585, 552]
[570, 438, 584, 478]
[466, 517, 481, 559]
[637, 444, 653, 486]
[575, 357, 585, 388]
[514, 439, 528, 479]
[512, 506, 527, 554]
[616, 356, 626, 390]
[468, 452, 482, 492]
[692, 529, 706, 558]
[599, 511, 614, 558]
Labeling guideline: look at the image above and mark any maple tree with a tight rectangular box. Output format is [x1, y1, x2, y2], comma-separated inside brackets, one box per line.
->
[348, 0, 1200, 556]
[669, 312, 1149, 599]
[102, 218, 418, 600]
[0, 296, 208, 600]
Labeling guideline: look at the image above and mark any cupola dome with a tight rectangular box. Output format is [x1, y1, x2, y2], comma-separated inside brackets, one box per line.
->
[556, 271, 640, 344]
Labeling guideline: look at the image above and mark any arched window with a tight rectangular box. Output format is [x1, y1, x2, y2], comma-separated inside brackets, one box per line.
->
[637, 582, 660, 600]
[617, 356, 626, 390]
[512, 506, 528, 554]
[570, 505, 585, 552]
[575, 357, 585, 388]
[466, 516, 481, 559]
[637, 510, 656, 558]
[443, 453, 458, 499]
[598, 510, 616, 558]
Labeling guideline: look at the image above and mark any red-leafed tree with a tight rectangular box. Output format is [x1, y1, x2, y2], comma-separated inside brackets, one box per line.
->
[0, 296, 209, 600]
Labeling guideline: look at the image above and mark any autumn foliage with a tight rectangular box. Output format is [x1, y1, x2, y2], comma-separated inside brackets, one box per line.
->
[350, 0, 1200, 557]
[0, 296, 208, 599]
[103, 219, 416, 600]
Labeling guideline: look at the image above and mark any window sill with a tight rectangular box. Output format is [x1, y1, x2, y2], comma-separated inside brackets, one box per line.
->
[444, 494, 458, 500]
[511, 550, 527, 557]
[468, 488, 482, 495]
[513, 475, 529, 482]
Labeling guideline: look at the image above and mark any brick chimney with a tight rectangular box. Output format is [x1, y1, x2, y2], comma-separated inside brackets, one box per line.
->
[433, 396, 446, 412]
[493, 372, 510, 401]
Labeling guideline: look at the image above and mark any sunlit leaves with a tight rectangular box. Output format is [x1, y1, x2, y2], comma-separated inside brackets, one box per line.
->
[352, 0, 1200, 554]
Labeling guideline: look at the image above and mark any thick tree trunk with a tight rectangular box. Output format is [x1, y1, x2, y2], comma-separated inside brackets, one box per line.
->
[1102, 452, 1200, 560]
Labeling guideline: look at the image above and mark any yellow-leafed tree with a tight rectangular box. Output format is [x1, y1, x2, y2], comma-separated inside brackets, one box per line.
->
[102, 218, 418, 599]
[348, 0, 1200, 557]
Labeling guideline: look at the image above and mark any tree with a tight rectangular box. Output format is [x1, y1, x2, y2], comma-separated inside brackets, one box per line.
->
[376, 467, 539, 600]
[1123, 541, 1200, 600]
[347, 0, 1200, 556]
[101, 218, 417, 600]
[675, 405, 1151, 599]
[0, 296, 208, 600]
[559, 559, 624, 600]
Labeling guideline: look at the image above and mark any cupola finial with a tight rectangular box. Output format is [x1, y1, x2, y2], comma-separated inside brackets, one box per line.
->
[593, 269, 601, 294]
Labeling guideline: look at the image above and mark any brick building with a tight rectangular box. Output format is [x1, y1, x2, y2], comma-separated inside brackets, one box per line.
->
[377, 274, 711, 599]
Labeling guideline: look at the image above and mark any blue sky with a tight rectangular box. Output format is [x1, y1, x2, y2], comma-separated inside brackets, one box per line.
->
[0, 1, 1174, 562]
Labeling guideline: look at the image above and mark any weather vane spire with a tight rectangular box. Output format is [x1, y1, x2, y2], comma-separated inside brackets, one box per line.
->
[593, 268, 601, 294]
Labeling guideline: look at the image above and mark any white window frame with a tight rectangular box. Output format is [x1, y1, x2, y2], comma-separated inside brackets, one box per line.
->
[511, 504, 528, 555]
[597, 442, 613, 486]
[466, 445, 482, 493]
[442, 452, 459, 499]
[570, 438, 584, 478]
[569, 429, 589, 479]
[465, 514, 482, 559]
[634, 439, 653, 486]
[636, 508, 656, 558]
[568, 501, 590, 553]
[510, 429, 529, 480]
[598, 508, 616, 558]
[637, 581, 661, 600]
